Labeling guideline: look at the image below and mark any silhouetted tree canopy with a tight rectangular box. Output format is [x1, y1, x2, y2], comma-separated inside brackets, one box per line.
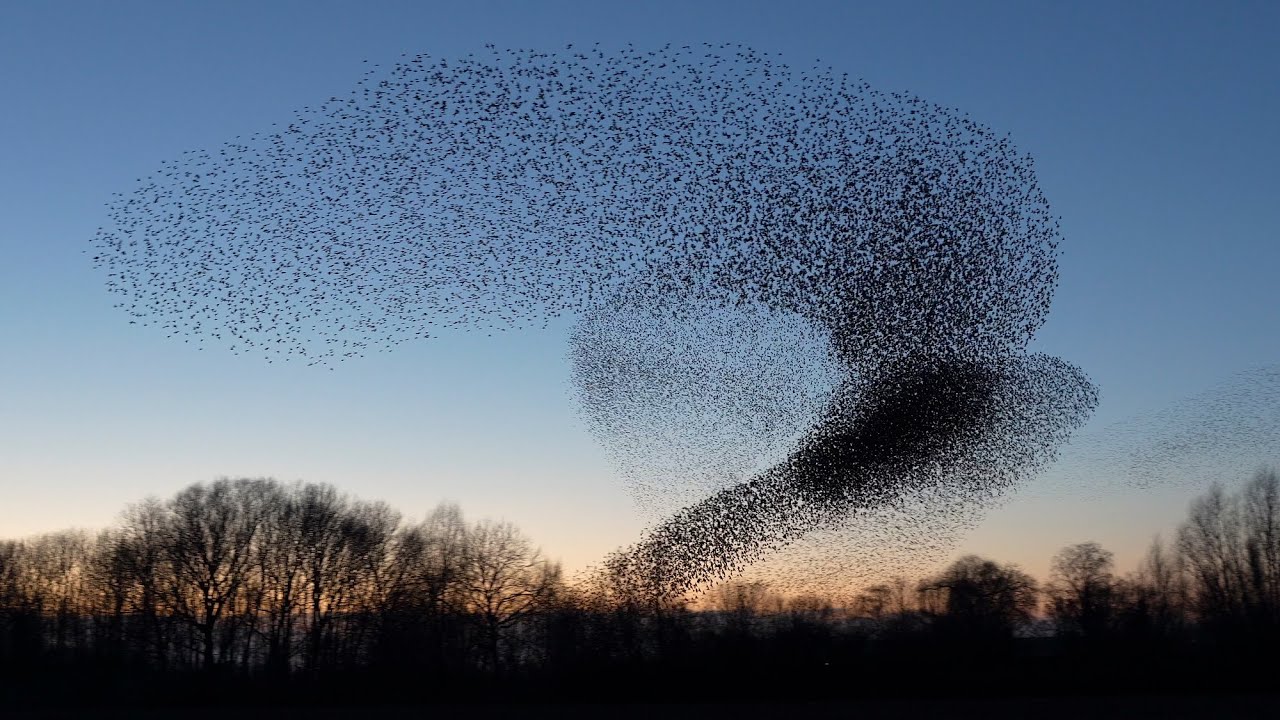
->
[2, 471, 1280, 706]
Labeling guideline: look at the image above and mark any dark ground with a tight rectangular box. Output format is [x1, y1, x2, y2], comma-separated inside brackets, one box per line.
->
[4, 695, 1280, 719]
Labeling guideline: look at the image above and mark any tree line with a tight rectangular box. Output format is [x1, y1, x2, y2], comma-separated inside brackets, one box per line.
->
[0, 479, 565, 679]
[1, 470, 1278, 705]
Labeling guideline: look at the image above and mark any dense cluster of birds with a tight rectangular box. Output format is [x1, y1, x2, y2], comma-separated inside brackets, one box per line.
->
[92, 44, 1098, 599]
[596, 353, 1096, 600]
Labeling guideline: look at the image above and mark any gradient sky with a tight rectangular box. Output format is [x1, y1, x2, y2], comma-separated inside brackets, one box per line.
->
[2, 0, 1278, 586]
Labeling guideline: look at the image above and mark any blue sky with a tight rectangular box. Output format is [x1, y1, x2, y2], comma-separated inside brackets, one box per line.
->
[2, 0, 1278, 582]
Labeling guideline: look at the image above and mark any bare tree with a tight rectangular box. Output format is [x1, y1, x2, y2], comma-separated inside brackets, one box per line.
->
[456, 519, 562, 671]
[1113, 535, 1188, 641]
[110, 497, 178, 669]
[705, 580, 781, 616]
[852, 577, 915, 621]
[704, 579, 783, 638]
[919, 555, 1038, 639]
[164, 478, 268, 670]
[852, 583, 893, 620]
[329, 498, 400, 666]
[21, 530, 93, 654]
[374, 502, 471, 669]
[244, 481, 304, 673]
[1045, 541, 1115, 639]
[1241, 468, 1280, 624]
[1179, 482, 1249, 624]
[390, 502, 468, 617]
[284, 483, 400, 671]
[1, 480, 587, 680]
[785, 592, 836, 624]
[0, 539, 38, 662]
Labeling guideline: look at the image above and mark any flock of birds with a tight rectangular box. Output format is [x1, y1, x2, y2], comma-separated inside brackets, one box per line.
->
[93, 44, 1101, 600]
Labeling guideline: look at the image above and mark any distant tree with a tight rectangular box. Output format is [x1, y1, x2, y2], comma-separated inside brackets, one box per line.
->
[0, 542, 19, 607]
[785, 592, 835, 622]
[1241, 468, 1280, 627]
[285, 483, 400, 671]
[85, 528, 130, 658]
[703, 579, 782, 640]
[21, 530, 93, 654]
[1170, 469, 1280, 645]
[1112, 535, 1188, 642]
[852, 583, 893, 620]
[1045, 541, 1116, 639]
[919, 555, 1038, 641]
[455, 519, 562, 671]
[110, 497, 177, 669]
[0, 539, 37, 662]
[164, 478, 269, 670]
[1179, 482, 1249, 625]
[705, 579, 781, 617]
[389, 502, 468, 618]
[852, 576, 915, 621]
[374, 502, 470, 669]
[246, 481, 305, 674]
[0, 479, 587, 684]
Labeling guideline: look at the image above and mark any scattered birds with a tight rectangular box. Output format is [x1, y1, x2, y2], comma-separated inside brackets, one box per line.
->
[92, 44, 1098, 599]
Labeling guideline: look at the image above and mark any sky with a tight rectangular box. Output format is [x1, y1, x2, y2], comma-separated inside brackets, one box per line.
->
[1, 0, 1278, 586]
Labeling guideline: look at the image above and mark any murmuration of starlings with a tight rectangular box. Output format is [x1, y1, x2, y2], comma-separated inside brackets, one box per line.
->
[92, 44, 1097, 601]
